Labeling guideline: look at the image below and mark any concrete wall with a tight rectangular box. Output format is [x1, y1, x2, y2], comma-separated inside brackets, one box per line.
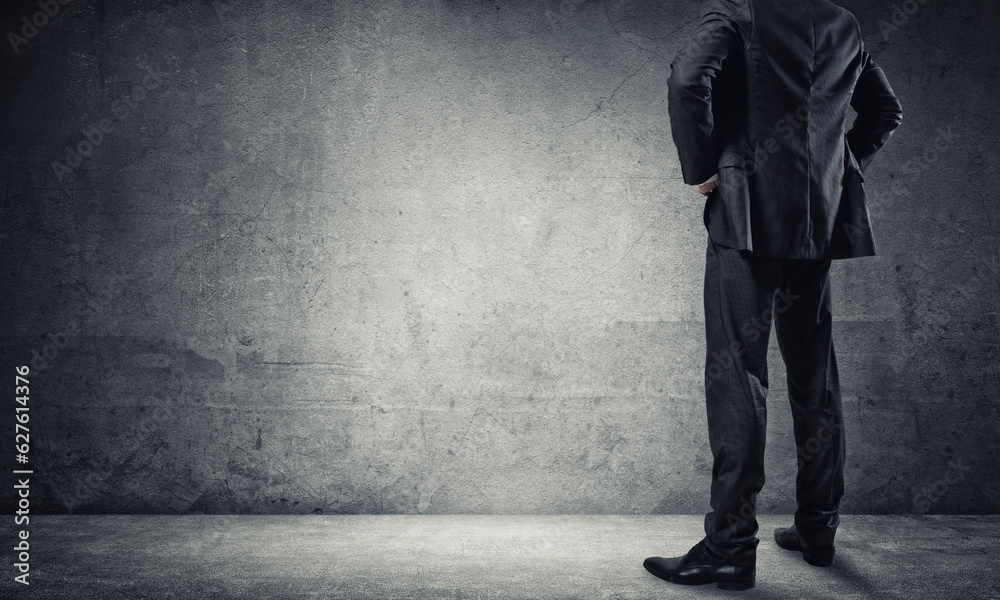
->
[1, 0, 997, 515]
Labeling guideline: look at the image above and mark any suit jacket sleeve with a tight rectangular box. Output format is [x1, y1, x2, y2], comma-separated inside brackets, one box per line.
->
[845, 50, 903, 173]
[667, 1, 748, 186]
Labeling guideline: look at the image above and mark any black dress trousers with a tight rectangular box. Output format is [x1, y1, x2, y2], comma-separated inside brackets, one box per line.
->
[701, 235, 846, 567]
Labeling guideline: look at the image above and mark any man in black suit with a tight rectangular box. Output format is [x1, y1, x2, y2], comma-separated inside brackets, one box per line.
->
[643, 0, 902, 590]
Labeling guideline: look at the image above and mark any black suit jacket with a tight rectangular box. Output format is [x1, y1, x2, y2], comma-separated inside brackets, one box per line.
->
[667, 0, 903, 259]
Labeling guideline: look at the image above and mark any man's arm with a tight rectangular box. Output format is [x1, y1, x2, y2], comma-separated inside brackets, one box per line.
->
[845, 50, 903, 172]
[667, 4, 747, 187]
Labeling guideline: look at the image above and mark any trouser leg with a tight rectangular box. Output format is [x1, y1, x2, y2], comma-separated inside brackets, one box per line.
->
[702, 236, 783, 566]
[773, 257, 845, 546]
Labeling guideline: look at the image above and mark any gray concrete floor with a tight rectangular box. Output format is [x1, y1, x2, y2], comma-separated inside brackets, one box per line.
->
[1, 515, 998, 599]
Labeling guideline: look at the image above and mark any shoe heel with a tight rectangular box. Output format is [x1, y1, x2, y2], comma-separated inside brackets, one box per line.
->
[803, 553, 834, 567]
[717, 579, 754, 591]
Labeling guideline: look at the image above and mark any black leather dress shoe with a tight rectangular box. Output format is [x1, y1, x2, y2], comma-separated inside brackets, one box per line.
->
[643, 540, 755, 590]
[774, 525, 835, 567]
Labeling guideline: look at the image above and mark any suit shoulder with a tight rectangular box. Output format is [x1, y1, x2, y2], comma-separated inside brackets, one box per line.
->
[700, 0, 752, 45]
[701, 0, 751, 21]
[823, 1, 862, 39]
[841, 5, 862, 38]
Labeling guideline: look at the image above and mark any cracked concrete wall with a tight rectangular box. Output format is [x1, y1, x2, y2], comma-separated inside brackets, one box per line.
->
[1, 0, 997, 515]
